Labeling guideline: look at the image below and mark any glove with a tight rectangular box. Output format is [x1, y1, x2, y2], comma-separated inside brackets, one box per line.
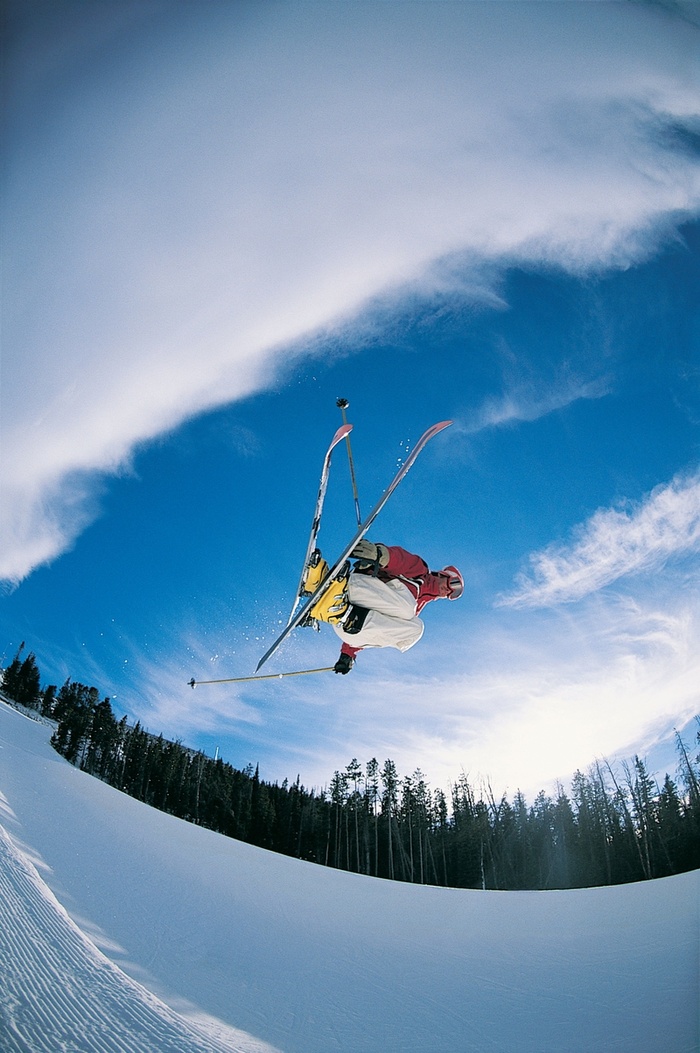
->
[351, 540, 390, 567]
[334, 653, 354, 675]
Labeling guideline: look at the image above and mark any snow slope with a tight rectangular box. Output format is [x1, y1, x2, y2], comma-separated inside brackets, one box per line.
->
[0, 700, 698, 1053]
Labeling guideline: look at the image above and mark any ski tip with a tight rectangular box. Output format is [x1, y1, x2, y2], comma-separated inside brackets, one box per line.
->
[332, 422, 353, 443]
[424, 420, 453, 441]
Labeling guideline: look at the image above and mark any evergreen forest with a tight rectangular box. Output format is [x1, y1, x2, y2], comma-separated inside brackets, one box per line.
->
[3, 644, 699, 890]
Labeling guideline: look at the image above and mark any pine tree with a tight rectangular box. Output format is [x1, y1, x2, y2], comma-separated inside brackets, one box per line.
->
[1, 642, 25, 699]
[329, 770, 348, 868]
[411, 769, 430, 885]
[551, 788, 577, 888]
[380, 759, 398, 880]
[432, 787, 450, 886]
[675, 727, 700, 871]
[345, 758, 362, 873]
[656, 774, 683, 875]
[41, 684, 57, 718]
[2, 644, 41, 709]
[365, 758, 380, 876]
[51, 680, 97, 764]
[87, 698, 121, 779]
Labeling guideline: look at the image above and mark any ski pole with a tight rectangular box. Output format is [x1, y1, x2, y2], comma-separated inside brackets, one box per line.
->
[189, 666, 335, 688]
[336, 397, 362, 526]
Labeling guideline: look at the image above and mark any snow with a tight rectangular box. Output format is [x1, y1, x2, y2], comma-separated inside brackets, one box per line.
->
[0, 699, 698, 1053]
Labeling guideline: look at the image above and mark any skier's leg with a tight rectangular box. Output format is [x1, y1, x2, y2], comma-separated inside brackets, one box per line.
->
[346, 574, 416, 619]
[334, 611, 424, 652]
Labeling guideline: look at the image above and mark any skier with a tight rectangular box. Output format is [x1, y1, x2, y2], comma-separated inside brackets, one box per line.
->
[256, 419, 453, 673]
[327, 541, 463, 674]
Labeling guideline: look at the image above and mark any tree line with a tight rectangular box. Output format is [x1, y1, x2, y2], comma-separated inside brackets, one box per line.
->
[2, 644, 699, 889]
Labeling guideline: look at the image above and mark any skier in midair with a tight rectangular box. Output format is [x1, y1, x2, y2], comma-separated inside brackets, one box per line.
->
[256, 419, 453, 673]
[328, 541, 463, 674]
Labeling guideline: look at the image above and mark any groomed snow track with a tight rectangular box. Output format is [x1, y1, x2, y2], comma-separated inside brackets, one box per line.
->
[1, 700, 697, 1053]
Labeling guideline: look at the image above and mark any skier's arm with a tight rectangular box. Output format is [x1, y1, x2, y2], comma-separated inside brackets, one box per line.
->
[383, 546, 429, 578]
[335, 640, 359, 673]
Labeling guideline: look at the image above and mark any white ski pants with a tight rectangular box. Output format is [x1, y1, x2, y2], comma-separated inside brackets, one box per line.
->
[333, 574, 425, 653]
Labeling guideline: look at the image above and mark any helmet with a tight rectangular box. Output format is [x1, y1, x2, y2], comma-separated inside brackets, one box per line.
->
[441, 565, 464, 600]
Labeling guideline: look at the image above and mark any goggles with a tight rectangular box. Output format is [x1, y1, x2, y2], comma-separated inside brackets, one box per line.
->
[441, 565, 464, 600]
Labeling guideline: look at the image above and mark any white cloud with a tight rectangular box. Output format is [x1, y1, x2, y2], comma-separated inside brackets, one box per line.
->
[458, 374, 611, 435]
[287, 582, 700, 798]
[80, 628, 266, 743]
[86, 554, 700, 799]
[501, 469, 700, 609]
[3, 1, 700, 581]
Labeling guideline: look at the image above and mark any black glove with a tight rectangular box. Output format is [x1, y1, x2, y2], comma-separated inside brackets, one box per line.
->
[334, 653, 354, 675]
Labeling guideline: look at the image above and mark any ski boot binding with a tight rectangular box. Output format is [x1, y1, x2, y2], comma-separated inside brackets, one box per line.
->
[300, 551, 350, 626]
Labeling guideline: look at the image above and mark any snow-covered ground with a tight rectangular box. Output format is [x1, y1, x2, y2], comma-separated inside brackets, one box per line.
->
[0, 700, 697, 1053]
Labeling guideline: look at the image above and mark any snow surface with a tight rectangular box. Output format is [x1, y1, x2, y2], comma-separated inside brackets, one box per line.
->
[0, 700, 698, 1053]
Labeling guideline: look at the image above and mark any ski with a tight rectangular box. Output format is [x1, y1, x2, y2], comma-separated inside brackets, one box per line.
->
[256, 419, 453, 672]
[286, 423, 354, 626]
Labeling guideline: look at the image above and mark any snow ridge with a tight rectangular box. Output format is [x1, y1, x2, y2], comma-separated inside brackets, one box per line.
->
[0, 824, 245, 1053]
[1, 699, 698, 1053]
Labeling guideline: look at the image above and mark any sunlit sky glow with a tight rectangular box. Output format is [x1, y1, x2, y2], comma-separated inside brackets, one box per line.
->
[2, 0, 699, 799]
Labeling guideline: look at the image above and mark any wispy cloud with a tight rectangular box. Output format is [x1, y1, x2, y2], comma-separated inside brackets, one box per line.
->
[501, 469, 700, 609]
[288, 583, 700, 797]
[458, 373, 611, 435]
[80, 533, 700, 797]
[82, 629, 266, 743]
[3, 2, 700, 582]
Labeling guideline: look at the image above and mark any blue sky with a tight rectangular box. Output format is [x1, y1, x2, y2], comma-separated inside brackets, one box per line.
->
[2, 0, 699, 799]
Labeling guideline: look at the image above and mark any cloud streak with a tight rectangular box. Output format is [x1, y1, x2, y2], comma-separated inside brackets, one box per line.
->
[501, 469, 700, 608]
[458, 374, 611, 435]
[3, 2, 700, 582]
[282, 582, 700, 797]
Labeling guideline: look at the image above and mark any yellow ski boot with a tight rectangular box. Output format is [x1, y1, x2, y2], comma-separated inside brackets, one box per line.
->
[298, 551, 349, 623]
[307, 556, 350, 625]
[301, 549, 329, 597]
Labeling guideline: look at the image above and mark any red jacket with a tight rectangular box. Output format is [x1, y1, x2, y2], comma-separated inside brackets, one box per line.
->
[340, 546, 444, 657]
